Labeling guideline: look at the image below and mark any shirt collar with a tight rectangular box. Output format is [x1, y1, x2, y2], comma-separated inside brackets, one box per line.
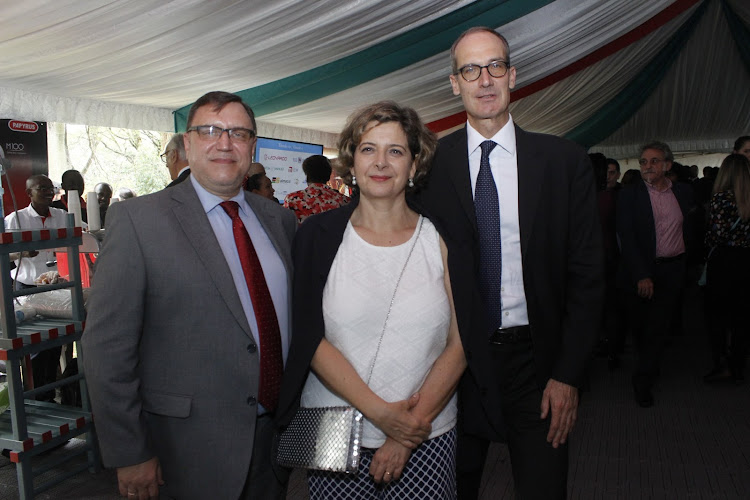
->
[190, 175, 250, 216]
[645, 177, 673, 193]
[28, 204, 54, 218]
[466, 114, 516, 157]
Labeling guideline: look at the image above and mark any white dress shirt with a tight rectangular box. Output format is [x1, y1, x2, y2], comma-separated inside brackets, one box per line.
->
[4, 204, 69, 285]
[466, 115, 530, 327]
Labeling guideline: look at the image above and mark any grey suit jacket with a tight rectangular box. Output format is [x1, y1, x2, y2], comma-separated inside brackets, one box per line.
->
[81, 179, 295, 499]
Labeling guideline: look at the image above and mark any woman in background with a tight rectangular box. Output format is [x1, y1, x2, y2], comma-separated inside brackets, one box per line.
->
[733, 135, 750, 161]
[277, 101, 465, 498]
[703, 154, 750, 384]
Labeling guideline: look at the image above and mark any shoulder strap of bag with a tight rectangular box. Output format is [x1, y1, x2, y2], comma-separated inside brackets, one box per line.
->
[363, 216, 424, 385]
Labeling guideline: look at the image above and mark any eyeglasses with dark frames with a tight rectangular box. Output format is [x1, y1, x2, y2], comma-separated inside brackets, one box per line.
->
[638, 158, 666, 166]
[186, 125, 256, 143]
[455, 60, 510, 82]
[160, 151, 171, 163]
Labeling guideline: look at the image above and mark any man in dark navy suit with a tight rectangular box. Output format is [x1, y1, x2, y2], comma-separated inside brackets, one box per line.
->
[163, 132, 190, 188]
[415, 27, 603, 499]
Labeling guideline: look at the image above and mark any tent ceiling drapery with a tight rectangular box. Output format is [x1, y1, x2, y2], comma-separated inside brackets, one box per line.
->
[0, 0, 748, 158]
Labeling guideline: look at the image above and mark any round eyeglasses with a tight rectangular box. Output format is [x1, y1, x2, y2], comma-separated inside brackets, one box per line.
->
[455, 60, 510, 82]
[187, 125, 256, 143]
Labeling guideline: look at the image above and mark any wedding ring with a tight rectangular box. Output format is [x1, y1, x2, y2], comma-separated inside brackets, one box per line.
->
[385, 471, 391, 476]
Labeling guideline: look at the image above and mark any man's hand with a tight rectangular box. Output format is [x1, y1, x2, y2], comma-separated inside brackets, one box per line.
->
[540, 379, 579, 448]
[370, 393, 431, 449]
[117, 457, 163, 499]
[370, 437, 412, 484]
[637, 278, 654, 299]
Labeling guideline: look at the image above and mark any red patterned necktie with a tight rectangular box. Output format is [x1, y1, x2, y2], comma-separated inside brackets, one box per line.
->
[220, 201, 283, 411]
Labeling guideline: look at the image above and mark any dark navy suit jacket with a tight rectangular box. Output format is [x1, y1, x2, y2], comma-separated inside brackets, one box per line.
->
[412, 124, 604, 440]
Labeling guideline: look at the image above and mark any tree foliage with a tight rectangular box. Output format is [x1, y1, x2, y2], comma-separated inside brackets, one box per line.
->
[49, 124, 171, 197]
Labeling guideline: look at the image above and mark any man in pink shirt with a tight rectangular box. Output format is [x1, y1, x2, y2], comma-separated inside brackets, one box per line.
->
[616, 141, 695, 407]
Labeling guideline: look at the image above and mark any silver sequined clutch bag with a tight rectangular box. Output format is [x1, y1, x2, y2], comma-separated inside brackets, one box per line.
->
[276, 406, 363, 474]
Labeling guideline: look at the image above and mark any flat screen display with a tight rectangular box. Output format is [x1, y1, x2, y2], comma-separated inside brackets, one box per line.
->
[254, 137, 323, 202]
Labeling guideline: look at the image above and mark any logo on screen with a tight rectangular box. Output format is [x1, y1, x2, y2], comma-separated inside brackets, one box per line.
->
[8, 121, 39, 133]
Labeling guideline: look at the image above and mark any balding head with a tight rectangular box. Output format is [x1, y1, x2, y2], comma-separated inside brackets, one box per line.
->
[248, 162, 266, 177]
[164, 133, 189, 180]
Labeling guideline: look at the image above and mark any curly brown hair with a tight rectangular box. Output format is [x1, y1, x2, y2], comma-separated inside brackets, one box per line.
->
[334, 101, 436, 192]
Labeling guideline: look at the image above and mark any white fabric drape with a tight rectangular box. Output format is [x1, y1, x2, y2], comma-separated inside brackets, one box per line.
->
[0, 0, 747, 154]
[593, 0, 750, 158]
[0, 0, 471, 132]
[260, 0, 677, 133]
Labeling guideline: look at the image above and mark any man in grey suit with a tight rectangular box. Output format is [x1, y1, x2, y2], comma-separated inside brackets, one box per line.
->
[82, 91, 296, 500]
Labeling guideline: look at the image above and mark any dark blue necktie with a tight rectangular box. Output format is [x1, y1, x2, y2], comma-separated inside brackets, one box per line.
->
[474, 140, 502, 330]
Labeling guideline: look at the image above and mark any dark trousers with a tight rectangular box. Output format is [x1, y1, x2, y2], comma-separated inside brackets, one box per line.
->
[457, 342, 568, 500]
[240, 413, 290, 500]
[630, 257, 686, 387]
[705, 246, 750, 376]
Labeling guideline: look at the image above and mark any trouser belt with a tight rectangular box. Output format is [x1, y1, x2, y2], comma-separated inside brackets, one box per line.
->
[489, 325, 532, 345]
[654, 253, 685, 264]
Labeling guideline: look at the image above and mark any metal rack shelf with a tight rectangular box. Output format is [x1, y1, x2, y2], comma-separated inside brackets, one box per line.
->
[0, 214, 100, 499]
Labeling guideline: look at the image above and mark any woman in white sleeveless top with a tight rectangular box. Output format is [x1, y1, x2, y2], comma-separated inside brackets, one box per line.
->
[277, 102, 466, 499]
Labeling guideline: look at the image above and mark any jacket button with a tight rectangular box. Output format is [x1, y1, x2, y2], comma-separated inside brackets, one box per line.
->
[247, 344, 257, 353]
[247, 396, 257, 406]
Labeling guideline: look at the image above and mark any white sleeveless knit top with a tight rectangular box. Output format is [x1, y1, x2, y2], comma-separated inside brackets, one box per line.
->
[300, 216, 457, 448]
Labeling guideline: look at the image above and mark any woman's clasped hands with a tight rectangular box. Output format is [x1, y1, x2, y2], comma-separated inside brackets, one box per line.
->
[369, 393, 430, 484]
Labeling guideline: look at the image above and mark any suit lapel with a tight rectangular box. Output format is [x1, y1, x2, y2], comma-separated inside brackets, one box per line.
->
[515, 126, 543, 258]
[444, 129, 477, 230]
[169, 181, 254, 339]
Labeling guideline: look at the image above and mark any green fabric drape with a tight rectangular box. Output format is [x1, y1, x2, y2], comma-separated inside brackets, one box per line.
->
[564, 1, 709, 149]
[173, 0, 553, 131]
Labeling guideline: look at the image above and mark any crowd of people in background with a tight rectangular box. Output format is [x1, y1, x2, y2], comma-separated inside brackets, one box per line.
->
[591, 135, 750, 410]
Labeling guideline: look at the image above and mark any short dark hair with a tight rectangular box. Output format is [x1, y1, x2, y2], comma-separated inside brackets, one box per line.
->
[588, 153, 607, 192]
[61, 169, 84, 192]
[734, 135, 750, 153]
[640, 141, 673, 163]
[186, 91, 256, 132]
[606, 158, 620, 172]
[335, 101, 437, 191]
[245, 173, 265, 192]
[303, 155, 332, 184]
[26, 174, 51, 190]
[450, 27, 510, 74]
